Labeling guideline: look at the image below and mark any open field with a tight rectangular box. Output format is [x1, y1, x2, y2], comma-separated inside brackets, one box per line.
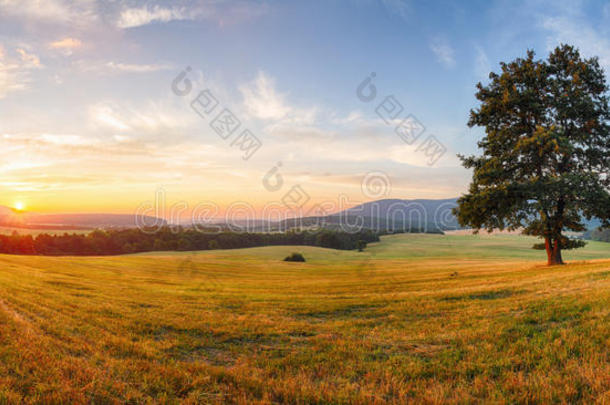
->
[0, 226, 90, 236]
[0, 234, 609, 403]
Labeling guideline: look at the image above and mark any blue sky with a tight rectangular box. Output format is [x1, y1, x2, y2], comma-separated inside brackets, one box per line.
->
[1, 0, 609, 215]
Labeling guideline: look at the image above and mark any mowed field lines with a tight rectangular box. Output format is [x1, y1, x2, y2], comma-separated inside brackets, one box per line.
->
[0, 234, 609, 403]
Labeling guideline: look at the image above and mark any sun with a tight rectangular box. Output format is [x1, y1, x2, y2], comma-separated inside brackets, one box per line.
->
[14, 201, 25, 211]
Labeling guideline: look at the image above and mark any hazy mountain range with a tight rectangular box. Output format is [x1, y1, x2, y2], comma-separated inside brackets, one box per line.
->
[0, 207, 166, 230]
[0, 198, 602, 232]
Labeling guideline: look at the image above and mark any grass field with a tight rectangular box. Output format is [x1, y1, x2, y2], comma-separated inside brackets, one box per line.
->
[0, 233, 609, 403]
[0, 226, 90, 236]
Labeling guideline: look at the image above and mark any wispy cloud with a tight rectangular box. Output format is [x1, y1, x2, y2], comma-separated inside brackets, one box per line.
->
[16, 48, 42, 68]
[381, 0, 410, 20]
[0, 0, 269, 34]
[240, 71, 317, 125]
[39, 134, 92, 146]
[88, 99, 197, 140]
[430, 37, 456, 68]
[0, 62, 27, 99]
[0, 0, 97, 25]
[116, 1, 269, 29]
[49, 37, 82, 55]
[240, 71, 292, 121]
[117, 5, 189, 29]
[356, 0, 410, 20]
[0, 46, 43, 98]
[104, 61, 172, 73]
[74, 60, 173, 75]
[540, 9, 610, 71]
[90, 104, 131, 131]
[474, 46, 491, 81]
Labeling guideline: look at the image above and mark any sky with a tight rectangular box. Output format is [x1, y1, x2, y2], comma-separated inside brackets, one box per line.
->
[1, 0, 609, 218]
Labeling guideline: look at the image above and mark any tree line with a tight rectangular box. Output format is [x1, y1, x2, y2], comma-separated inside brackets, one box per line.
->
[0, 227, 381, 256]
[586, 228, 610, 243]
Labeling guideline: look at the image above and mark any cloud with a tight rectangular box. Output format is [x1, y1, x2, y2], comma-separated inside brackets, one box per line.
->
[113, 1, 270, 30]
[0, 46, 43, 98]
[50, 37, 82, 49]
[104, 61, 172, 73]
[117, 5, 189, 29]
[240, 71, 291, 120]
[356, 0, 410, 21]
[240, 71, 317, 126]
[88, 99, 197, 140]
[474, 46, 491, 81]
[0, 62, 27, 99]
[430, 38, 456, 68]
[541, 11, 610, 72]
[260, 118, 459, 169]
[90, 104, 130, 131]
[381, 0, 410, 20]
[0, 0, 268, 34]
[16, 48, 42, 68]
[0, 0, 97, 25]
[49, 37, 82, 55]
[74, 60, 173, 75]
[39, 134, 91, 146]
[330, 110, 365, 126]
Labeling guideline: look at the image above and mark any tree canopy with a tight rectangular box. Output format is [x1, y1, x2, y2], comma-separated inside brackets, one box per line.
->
[455, 44, 610, 265]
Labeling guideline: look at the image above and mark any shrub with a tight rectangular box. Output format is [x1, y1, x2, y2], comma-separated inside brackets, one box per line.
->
[284, 252, 306, 262]
[357, 240, 366, 252]
[533, 237, 587, 250]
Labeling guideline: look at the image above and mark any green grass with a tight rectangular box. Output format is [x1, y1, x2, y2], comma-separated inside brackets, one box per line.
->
[0, 233, 609, 403]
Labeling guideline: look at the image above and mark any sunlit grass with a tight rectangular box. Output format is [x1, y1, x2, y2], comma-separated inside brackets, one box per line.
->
[0, 233, 608, 403]
[0, 226, 90, 236]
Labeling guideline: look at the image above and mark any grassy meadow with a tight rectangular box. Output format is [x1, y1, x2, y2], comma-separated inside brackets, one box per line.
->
[0, 226, 90, 236]
[0, 233, 609, 403]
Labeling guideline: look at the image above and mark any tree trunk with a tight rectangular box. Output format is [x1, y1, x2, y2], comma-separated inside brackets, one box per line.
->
[545, 237, 564, 266]
[545, 237, 553, 264]
[552, 239, 564, 265]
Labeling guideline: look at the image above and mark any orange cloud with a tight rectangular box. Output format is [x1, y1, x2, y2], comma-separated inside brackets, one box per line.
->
[49, 37, 82, 53]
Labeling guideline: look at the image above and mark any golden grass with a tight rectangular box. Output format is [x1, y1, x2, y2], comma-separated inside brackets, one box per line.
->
[0, 234, 608, 403]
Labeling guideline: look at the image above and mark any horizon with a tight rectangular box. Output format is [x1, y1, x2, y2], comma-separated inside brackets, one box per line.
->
[2, 0, 610, 216]
[0, 196, 461, 225]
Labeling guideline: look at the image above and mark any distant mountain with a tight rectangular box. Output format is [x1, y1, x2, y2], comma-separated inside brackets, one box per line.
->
[251, 198, 460, 233]
[0, 207, 167, 230]
[336, 198, 460, 232]
[274, 198, 604, 234]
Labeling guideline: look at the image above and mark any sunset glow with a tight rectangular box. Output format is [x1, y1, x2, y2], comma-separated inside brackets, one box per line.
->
[0, 1, 607, 217]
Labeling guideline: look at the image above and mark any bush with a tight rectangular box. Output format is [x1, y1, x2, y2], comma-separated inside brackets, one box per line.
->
[284, 252, 306, 262]
[357, 240, 366, 252]
[533, 237, 587, 250]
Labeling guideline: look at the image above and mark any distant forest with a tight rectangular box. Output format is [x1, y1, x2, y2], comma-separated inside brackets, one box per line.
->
[0, 227, 392, 256]
[587, 228, 610, 243]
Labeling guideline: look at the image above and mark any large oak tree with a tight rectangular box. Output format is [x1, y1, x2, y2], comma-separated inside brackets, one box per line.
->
[455, 45, 610, 265]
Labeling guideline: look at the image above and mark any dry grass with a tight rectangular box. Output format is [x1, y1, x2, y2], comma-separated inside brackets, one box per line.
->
[0, 234, 608, 403]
